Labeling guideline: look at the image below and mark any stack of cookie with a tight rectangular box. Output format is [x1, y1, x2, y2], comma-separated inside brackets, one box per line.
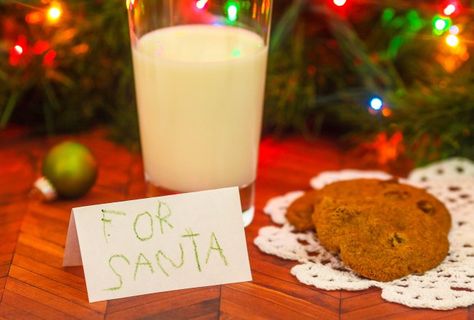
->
[286, 179, 451, 282]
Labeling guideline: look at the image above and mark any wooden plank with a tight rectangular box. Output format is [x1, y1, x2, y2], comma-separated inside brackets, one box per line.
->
[0, 302, 43, 320]
[341, 291, 466, 320]
[468, 306, 474, 319]
[0, 278, 6, 290]
[2, 290, 76, 320]
[27, 201, 72, 224]
[0, 221, 22, 238]
[107, 298, 218, 320]
[0, 202, 28, 214]
[0, 232, 20, 247]
[0, 254, 13, 269]
[251, 270, 340, 311]
[341, 300, 415, 320]
[0, 207, 27, 225]
[12, 254, 86, 291]
[247, 239, 341, 301]
[106, 286, 220, 319]
[0, 277, 5, 303]
[15, 233, 64, 267]
[220, 282, 339, 320]
[0, 153, 34, 202]
[19, 212, 69, 246]
[5, 278, 105, 319]
[0, 267, 8, 279]
[341, 290, 387, 313]
[0, 242, 18, 255]
[340, 287, 381, 299]
[8, 265, 104, 312]
[382, 308, 468, 320]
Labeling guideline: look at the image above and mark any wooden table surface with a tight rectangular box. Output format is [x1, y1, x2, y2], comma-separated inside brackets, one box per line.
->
[0, 128, 471, 319]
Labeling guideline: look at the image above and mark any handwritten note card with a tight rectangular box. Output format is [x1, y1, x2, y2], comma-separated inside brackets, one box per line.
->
[63, 187, 252, 303]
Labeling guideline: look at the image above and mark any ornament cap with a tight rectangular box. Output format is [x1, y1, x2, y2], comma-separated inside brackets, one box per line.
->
[33, 176, 58, 201]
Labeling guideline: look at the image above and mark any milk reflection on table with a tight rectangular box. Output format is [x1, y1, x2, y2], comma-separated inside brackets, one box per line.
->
[132, 25, 267, 194]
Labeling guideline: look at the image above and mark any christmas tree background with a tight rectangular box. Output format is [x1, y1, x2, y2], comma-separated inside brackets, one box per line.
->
[1, 0, 473, 164]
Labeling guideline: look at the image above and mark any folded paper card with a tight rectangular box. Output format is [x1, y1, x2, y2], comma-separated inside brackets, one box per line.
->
[63, 187, 252, 302]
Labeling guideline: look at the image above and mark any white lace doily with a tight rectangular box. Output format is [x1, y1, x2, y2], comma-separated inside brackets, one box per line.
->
[254, 158, 474, 310]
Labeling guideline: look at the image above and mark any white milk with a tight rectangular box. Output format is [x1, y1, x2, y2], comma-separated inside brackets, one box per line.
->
[132, 25, 268, 192]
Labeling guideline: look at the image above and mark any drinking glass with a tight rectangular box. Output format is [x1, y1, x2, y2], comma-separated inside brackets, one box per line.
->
[127, 0, 272, 226]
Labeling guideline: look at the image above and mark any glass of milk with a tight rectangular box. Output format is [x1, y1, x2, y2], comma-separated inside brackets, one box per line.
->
[127, 0, 272, 226]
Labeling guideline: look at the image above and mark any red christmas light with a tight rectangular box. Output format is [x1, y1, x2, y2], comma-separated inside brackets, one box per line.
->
[333, 0, 347, 7]
[13, 45, 23, 55]
[329, 0, 350, 17]
[441, 0, 460, 16]
[9, 36, 28, 66]
[196, 0, 208, 10]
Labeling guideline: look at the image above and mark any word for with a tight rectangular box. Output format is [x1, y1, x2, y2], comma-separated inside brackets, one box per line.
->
[100, 201, 174, 243]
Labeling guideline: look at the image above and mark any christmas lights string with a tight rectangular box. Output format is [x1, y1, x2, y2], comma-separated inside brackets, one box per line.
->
[8, 1, 66, 68]
[6, 0, 474, 115]
[327, 0, 474, 14]
[308, 0, 473, 114]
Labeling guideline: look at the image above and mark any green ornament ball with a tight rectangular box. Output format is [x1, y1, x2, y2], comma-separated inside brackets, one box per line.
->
[42, 141, 98, 199]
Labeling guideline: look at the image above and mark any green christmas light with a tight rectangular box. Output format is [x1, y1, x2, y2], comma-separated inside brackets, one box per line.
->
[432, 15, 452, 36]
[225, 1, 239, 22]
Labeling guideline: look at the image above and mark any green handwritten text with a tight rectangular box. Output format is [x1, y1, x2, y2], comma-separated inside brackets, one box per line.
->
[156, 201, 174, 234]
[100, 209, 127, 243]
[206, 232, 228, 266]
[134, 252, 154, 280]
[133, 211, 154, 241]
[105, 254, 130, 291]
[156, 243, 185, 276]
